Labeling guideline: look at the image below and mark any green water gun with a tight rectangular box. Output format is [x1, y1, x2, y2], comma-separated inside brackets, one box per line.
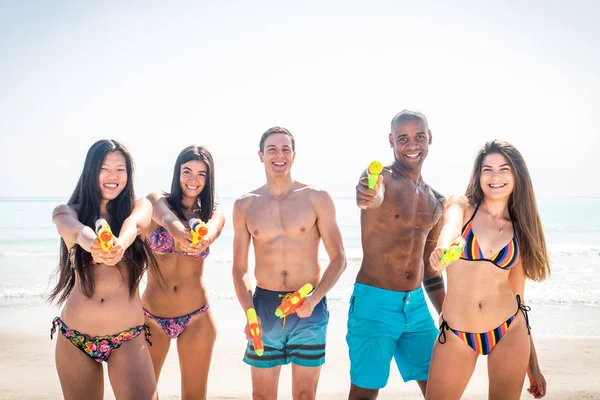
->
[367, 161, 383, 190]
[440, 237, 466, 265]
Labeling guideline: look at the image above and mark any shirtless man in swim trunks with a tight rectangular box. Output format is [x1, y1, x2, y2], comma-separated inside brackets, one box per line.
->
[232, 126, 347, 400]
[348, 109, 445, 399]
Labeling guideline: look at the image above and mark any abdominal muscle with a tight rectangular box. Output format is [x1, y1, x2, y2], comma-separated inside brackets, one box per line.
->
[142, 252, 208, 317]
[253, 233, 322, 292]
[442, 260, 518, 332]
[60, 262, 145, 336]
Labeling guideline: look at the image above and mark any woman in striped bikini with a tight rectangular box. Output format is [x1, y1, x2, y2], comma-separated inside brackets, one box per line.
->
[426, 140, 550, 400]
[142, 145, 225, 399]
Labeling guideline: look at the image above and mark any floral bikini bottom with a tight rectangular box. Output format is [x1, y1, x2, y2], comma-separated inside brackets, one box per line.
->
[50, 317, 152, 363]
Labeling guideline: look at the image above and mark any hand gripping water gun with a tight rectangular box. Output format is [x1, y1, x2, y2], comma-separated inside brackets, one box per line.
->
[246, 308, 264, 356]
[440, 237, 466, 265]
[188, 218, 209, 245]
[367, 161, 383, 190]
[275, 283, 314, 318]
[94, 218, 114, 251]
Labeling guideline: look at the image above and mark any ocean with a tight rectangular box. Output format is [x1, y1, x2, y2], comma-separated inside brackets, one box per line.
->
[1, 196, 599, 337]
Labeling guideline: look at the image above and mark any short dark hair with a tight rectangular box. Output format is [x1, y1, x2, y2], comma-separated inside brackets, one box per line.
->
[391, 109, 429, 131]
[259, 126, 295, 152]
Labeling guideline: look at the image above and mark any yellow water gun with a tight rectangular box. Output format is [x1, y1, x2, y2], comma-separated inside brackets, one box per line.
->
[246, 308, 264, 356]
[275, 283, 314, 318]
[188, 218, 209, 245]
[367, 161, 383, 190]
[94, 218, 113, 252]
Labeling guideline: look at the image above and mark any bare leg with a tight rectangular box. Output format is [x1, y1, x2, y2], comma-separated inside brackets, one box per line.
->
[291, 364, 321, 400]
[145, 317, 172, 381]
[108, 333, 158, 400]
[251, 365, 282, 400]
[487, 315, 530, 400]
[425, 334, 478, 400]
[55, 333, 104, 400]
[416, 380, 427, 397]
[348, 384, 379, 400]
[177, 310, 217, 399]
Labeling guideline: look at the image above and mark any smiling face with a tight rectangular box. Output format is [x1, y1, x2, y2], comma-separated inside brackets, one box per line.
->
[479, 153, 515, 201]
[259, 133, 295, 176]
[179, 160, 208, 202]
[98, 151, 128, 201]
[388, 119, 432, 171]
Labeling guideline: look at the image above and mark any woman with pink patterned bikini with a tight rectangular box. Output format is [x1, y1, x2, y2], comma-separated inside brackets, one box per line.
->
[143, 145, 225, 399]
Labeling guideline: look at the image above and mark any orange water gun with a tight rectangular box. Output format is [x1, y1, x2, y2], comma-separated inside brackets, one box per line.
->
[440, 237, 466, 265]
[188, 218, 209, 245]
[94, 218, 113, 252]
[275, 283, 314, 318]
[367, 161, 383, 190]
[246, 308, 264, 356]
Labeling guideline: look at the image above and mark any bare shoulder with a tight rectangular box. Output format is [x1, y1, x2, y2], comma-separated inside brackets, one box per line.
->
[302, 184, 334, 208]
[445, 194, 469, 209]
[233, 191, 260, 213]
[134, 197, 151, 208]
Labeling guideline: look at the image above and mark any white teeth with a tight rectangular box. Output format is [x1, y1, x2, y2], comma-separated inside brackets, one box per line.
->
[405, 153, 420, 158]
[489, 184, 506, 188]
[187, 185, 199, 190]
[104, 183, 117, 188]
[273, 162, 285, 166]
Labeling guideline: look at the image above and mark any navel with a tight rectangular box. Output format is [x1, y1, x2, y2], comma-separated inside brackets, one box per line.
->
[100, 298, 104, 304]
[404, 271, 413, 280]
[173, 285, 178, 293]
[395, 214, 400, 219]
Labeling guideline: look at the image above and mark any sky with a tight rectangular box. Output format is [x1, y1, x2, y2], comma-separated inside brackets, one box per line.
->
[1, 0, 599, 200]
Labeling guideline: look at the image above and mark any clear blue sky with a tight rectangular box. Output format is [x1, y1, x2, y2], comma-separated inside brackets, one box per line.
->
[1, 0, 598, 199]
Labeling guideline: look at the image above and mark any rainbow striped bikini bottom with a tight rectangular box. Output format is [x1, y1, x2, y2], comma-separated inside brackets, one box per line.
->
[437, 295, 530, 355]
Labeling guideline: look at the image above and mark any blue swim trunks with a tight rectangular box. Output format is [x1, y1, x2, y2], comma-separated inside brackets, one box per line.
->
[346, 283, 438, 389]
[243, 286, 329, 368]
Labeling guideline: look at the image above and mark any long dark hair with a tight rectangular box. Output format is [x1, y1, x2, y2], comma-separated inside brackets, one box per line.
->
[465, 140, 550, 281]
[166, 145, 216, 222]
[48, 139, 159, 305]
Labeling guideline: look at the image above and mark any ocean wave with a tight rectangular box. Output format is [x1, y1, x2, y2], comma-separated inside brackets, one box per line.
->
[0, 251, 59, 259]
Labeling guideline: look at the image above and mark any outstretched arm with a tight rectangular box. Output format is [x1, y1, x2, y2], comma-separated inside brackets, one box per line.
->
[509, 261, 547, 399]
[423, 212, 445, 315]
[52, 205, 96, 251]
[298, 190, 346, 317]
[429, 195, 468, 272]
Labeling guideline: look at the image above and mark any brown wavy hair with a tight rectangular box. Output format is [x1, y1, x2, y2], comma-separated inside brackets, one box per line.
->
[465, 140, 550, 281]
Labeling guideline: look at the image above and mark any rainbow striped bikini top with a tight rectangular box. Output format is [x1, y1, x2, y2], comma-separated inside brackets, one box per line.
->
[460, 204, 519, 270]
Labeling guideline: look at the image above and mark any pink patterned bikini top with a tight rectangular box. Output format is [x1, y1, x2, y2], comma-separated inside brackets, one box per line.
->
[148, 226, 209, 259]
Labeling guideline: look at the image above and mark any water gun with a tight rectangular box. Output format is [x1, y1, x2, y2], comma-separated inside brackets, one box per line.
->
[246, 308, 264, 356]
[440, 237, 466, 265]
[94, 218, 113, 252]
[188, 218, 208, 245]
[367, 161, 383, 190]
[275, 283, 314, 318]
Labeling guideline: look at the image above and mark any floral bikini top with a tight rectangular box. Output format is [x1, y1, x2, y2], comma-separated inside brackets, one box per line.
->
[148, 226, 210, 259]
[459, 204, 520, 270]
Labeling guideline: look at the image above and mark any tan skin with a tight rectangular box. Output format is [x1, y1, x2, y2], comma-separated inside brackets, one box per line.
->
[52, 151, 157, 400]
[143, 159, 225, 400]
[352, 119, 445, 399]
[232, 133, 347, 400]
[427, 153, 546, 400]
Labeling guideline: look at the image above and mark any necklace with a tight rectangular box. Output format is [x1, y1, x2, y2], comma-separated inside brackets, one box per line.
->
[392, 164, 422, 194]
[483, 205, 510, 234]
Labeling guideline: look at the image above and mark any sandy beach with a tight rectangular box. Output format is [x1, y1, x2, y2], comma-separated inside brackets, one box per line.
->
[1, 300, 599, 400]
